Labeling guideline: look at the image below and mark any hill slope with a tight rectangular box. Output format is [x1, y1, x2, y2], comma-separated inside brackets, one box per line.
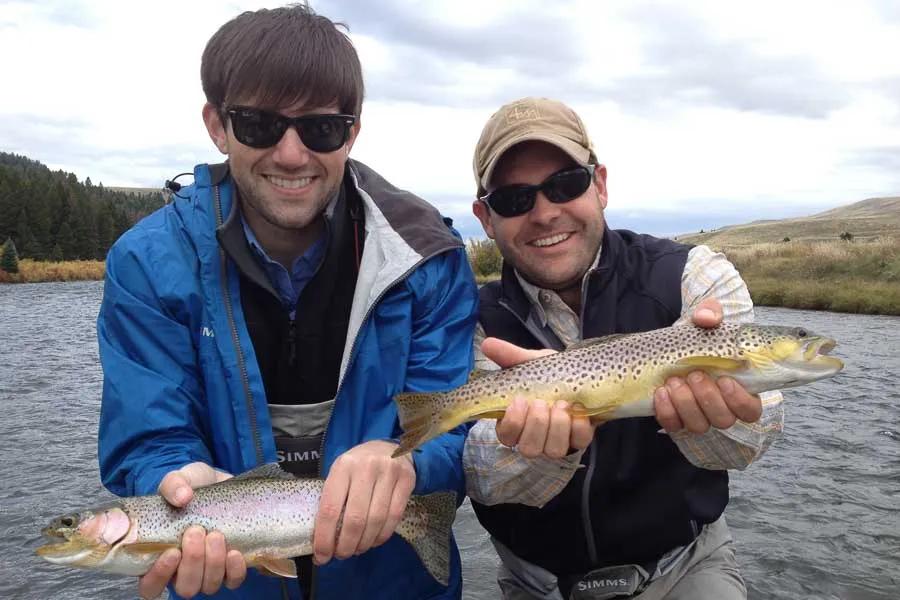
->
[677, 196, 900, 246]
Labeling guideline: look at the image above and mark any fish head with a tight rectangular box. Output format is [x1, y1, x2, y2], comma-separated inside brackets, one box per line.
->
[736, 324, 844, 388]
[36, 503, 132, 568]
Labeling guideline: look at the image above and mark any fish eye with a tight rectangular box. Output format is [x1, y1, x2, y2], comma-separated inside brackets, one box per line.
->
[797, 328, 807, 338]
[60, 516, 75, 527]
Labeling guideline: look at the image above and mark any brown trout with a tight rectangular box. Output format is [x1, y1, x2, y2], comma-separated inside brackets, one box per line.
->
[392, 323, 844, 457]
[36, 463, 456, 585]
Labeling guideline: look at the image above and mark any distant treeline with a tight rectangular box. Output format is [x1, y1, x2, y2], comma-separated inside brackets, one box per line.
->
[0, 152, 165, 261]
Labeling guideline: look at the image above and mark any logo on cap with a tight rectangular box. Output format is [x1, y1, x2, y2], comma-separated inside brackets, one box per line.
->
[504, 100, 543, 125]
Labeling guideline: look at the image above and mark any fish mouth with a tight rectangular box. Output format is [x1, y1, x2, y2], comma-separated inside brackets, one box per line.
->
[799, 337, 844, 372]
[35, 536, 91, 559]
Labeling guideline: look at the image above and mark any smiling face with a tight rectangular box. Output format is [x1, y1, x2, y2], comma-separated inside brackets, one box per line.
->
[473, 141, 608, 293]
[203, 99, 359, 255]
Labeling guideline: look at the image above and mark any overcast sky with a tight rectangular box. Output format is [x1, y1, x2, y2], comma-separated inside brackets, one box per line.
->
[2, 0, 899, 238]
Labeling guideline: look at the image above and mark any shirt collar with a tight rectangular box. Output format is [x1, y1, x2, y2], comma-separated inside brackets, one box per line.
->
[514, 242, 603, 326]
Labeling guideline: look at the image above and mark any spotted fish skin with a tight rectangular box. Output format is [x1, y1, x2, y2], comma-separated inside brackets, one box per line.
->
[36, 464, 456, 586]
[393, 323, 844, 456]
[122, 475, 322, 564]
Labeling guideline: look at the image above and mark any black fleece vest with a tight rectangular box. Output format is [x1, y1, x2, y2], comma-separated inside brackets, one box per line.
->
[472, 229, 729, 577]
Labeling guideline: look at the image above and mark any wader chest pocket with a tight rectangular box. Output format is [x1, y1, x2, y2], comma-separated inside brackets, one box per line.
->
[274, 435, 323, 478]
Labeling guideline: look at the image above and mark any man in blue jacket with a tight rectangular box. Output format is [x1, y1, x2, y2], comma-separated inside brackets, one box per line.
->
[97, 6, 477, 599]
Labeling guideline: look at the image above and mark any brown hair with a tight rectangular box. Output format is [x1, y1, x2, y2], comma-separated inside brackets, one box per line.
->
[201, 3, 364, 116]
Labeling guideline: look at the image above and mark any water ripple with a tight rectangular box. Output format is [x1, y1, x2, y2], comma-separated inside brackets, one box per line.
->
[1, 286, 898, 599]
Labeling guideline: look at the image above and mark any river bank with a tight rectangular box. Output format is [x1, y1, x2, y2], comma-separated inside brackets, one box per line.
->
[0, 259, 104, 283]
[5, 239, 899, 316]
[722, 238, 900, 315]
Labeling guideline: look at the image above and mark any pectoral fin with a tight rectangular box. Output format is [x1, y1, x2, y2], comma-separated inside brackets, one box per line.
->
[121, 542, 179, 555]
[248, 555, 298, 578]
[568, 403, 616, 422]
[472, 410, 507, 419]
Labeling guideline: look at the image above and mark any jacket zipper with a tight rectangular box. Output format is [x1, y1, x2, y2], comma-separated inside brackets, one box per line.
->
[308, 244, 462, 599]
[214, 185, 264, 465]
[578, 268, 600, 565]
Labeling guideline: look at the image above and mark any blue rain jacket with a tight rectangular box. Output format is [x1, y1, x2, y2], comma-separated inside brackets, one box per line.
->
[97, 160, 478, 599]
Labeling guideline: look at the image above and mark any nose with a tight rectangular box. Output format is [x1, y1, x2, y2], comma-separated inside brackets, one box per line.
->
[271, 126, 312, 168]
[527, 191, 562, 225]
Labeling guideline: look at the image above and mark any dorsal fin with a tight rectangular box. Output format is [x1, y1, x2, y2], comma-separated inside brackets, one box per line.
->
[567, 333, 632, 351]
[233, 463, 296, 481]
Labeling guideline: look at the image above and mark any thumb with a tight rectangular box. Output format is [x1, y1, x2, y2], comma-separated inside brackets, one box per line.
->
[481, 337, 556, 369]
[158, 462, 232, 507]
[691, 297, 724, 329]
[158, 470, 195, 507]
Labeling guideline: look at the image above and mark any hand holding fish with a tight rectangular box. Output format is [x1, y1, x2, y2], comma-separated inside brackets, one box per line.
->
[481, 338, 596, 458]
[654, 298, 764, 434]
[139, 462, 246, 599]
[313, 440, 416, 566]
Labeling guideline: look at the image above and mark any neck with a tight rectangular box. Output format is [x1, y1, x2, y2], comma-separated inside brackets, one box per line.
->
[245, 212, 325, 269]
[557, 284, 582, 315]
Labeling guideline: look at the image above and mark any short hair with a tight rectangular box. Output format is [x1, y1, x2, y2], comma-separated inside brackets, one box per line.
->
[201, 4, 364, 116]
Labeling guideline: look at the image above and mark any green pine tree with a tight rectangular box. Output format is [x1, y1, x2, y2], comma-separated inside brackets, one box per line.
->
[49, 243, 63, 262]
[1, 237, 19, 273]
[55, 221, 77, 260]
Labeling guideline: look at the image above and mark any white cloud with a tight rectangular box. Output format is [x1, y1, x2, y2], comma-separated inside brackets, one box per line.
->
[1, 0, 898, 237]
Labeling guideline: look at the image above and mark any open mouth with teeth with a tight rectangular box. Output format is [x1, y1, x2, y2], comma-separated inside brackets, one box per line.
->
[531, 232, 572, 248]
[266, 175, 314, 189]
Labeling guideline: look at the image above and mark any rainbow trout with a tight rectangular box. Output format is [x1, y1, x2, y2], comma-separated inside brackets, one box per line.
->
[393, 323, 843, 456]
[36, 463, 456, 585]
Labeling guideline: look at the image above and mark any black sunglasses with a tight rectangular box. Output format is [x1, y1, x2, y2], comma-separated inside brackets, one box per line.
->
[225, 106, 357, 153]
[480, 165, 595, 218]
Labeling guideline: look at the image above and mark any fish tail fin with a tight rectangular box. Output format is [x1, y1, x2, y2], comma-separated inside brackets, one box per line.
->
[396, 491, 457, 586]
[393, 391, 444, 457]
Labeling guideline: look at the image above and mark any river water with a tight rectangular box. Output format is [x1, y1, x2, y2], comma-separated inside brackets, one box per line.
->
[1, 281, 897, 599]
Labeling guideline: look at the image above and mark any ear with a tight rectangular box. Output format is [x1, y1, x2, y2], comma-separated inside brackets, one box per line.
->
[472, 199, 496, 239]
[593, 164, 608, 210]
[202, 103, 229, 155]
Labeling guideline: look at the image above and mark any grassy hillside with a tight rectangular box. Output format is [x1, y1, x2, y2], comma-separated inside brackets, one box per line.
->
[678, 197, 900, 246]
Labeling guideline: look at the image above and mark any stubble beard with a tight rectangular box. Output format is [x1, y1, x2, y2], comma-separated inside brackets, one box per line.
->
[238, 174, 342, 233]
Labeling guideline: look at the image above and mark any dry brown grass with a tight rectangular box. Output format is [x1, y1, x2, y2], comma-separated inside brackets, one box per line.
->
[720, 238, 900, 315]
[0, 259, 105, 283]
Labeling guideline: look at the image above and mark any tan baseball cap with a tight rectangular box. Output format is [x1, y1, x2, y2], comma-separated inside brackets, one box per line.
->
[473, 97, 597, 197]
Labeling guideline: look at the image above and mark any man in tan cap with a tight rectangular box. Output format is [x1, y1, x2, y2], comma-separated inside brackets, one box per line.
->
[464, 97, 784, 600]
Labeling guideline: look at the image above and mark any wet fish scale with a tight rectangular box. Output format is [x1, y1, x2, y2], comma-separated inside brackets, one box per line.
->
[393, 323, 844, 456]
[126, 478, 321, 556]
